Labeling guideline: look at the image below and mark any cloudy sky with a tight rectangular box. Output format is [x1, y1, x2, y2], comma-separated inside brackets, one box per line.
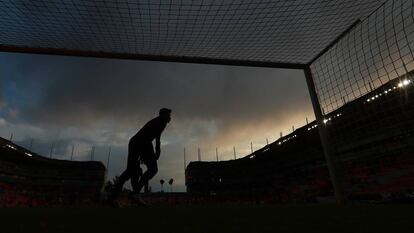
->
[0, 51, 314, 192]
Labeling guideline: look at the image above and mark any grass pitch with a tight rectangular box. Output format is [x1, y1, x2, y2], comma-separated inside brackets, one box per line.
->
[1, 204, 414, 233]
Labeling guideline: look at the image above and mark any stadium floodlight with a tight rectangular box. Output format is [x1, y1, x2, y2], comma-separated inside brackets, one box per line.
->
[160, 179, 165, 192]
[25, 152, 33, 157]
[6, 144, 16, 150]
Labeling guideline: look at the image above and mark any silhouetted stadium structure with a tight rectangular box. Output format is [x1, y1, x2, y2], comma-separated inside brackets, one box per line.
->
[187, 71, 414, 202]
[0, 0, 413, 203]
[0, 138, 106, 207]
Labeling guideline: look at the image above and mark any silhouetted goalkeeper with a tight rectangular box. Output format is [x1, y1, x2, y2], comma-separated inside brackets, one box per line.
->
[109, 108, 172, 203]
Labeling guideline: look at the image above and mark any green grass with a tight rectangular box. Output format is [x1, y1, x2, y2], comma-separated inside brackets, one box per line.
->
[1, 205, 414, 233]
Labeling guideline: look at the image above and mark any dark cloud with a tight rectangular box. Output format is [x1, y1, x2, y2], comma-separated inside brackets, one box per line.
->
[4, 53, 311, 128]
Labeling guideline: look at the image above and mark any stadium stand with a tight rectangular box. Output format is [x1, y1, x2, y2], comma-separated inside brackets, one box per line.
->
[186, 71, 414, 203]
[0, 137, 106, 207]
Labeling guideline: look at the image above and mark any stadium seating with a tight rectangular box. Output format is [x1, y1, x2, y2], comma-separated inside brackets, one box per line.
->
[0, 138, 106, 206]
[186, 75, 414, 203]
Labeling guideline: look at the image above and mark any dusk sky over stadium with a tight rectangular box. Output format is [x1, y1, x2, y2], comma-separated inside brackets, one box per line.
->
[0, 52, 314, 192]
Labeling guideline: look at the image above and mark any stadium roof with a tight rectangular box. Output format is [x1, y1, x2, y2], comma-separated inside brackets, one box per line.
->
[0, 0, 385, 69]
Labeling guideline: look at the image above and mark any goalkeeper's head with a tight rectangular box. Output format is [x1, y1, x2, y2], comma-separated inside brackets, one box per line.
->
[159, 108, 172, 123]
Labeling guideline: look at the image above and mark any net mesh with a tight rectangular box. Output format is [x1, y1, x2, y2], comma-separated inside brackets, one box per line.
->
[310, 0, 414, 198]
[310, 0, 414, 114]
[0, 0, 383, 64]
